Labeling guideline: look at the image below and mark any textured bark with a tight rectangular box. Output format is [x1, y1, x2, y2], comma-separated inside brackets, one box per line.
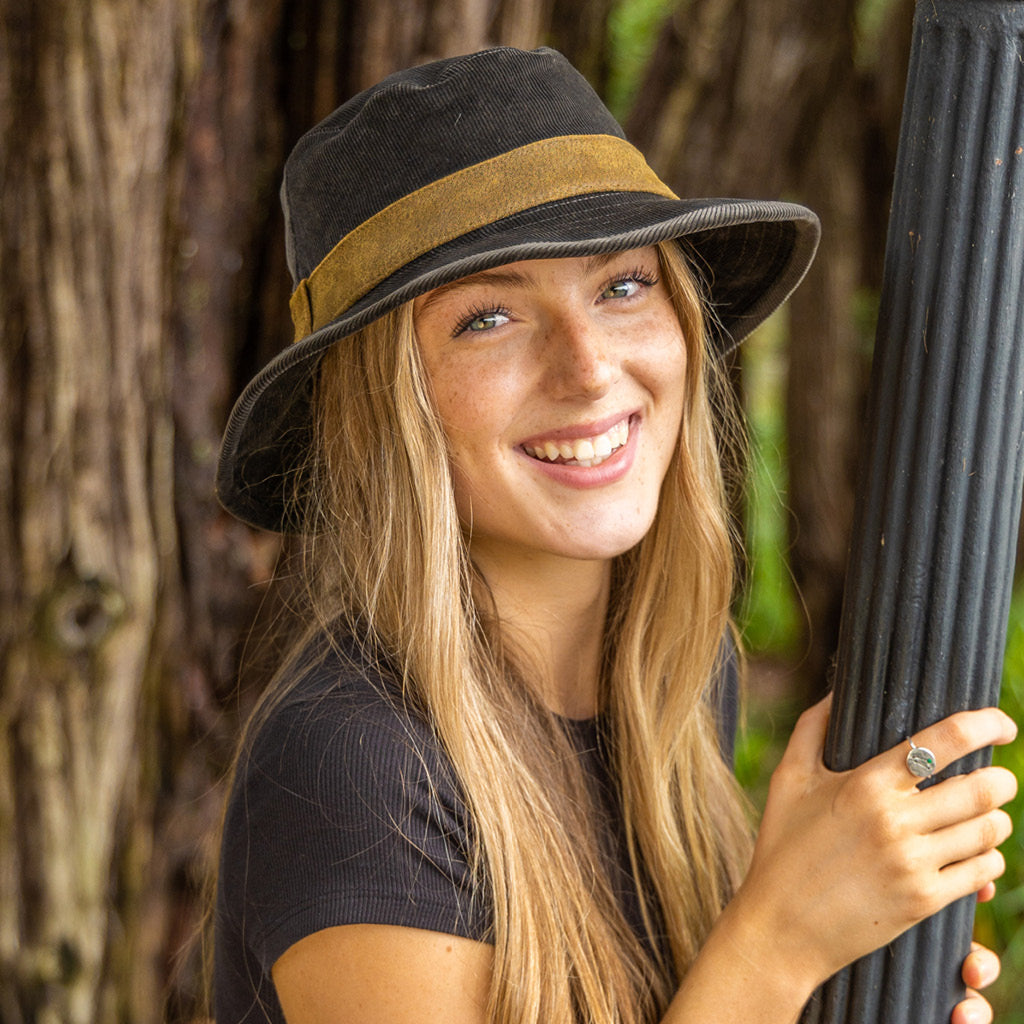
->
[342, 0, 493, 96]
[784, 102, 863, 694]
[494, 0, 550, 51]
[548, 0, 615, 96]
[162, 2, 291, 1016]
[783, 0, 914, 695]
[626, 0, 842, 196]
[0, 1, 198, 1019]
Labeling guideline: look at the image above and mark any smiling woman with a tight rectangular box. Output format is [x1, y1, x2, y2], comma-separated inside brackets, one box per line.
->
[412, 247, 688, 574]
[212, 46, 1017, 1024]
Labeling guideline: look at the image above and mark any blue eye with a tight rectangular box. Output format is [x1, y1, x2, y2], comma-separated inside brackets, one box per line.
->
[600, 269, 658, 301]
[468, 312, 509, 331]
[602, 279, 640, 300]
[454, 307, 511, 336]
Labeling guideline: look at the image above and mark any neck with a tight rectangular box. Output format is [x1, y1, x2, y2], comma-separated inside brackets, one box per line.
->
[470, 545, 611, 719]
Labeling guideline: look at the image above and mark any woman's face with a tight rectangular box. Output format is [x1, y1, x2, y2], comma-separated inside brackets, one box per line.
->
[412, 246, 688, 574]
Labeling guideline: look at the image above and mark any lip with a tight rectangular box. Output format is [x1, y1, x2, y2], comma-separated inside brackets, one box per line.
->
[516, 412, 640, 489]
[517, 410, 638, 448]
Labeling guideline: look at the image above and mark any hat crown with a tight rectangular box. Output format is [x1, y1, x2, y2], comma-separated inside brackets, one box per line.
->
[218, 46, 819, 532]
[281, 47, 625, 283]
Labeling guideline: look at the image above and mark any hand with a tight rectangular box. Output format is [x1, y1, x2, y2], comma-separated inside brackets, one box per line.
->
[731, 696, 1017, 991]
[952, 940, 1001, 1024]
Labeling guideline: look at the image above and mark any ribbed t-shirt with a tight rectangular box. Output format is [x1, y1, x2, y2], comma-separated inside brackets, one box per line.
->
[213, 633, 738, 1022]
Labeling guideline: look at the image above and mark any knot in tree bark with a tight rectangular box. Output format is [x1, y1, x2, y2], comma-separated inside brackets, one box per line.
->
[42, 577, 126, 654]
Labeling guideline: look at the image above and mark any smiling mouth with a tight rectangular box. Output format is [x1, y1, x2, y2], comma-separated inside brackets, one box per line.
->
[522, 418, 630, 468]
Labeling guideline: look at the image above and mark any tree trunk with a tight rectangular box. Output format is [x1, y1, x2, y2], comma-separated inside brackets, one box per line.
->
[0, 1, 199, 1019]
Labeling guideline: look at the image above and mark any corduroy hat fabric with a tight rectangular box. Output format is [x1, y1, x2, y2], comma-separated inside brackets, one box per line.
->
[217, 46, 820, 532]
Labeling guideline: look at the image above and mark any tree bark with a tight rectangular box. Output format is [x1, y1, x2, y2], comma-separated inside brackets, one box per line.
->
[0, 1, 200, 1019]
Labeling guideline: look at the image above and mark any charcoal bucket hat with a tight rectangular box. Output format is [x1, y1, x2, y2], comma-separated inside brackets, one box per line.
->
[217, 45, 819, 532]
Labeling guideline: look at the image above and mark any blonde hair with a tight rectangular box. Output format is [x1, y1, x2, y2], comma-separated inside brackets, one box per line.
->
[257, 241, 752, 1023]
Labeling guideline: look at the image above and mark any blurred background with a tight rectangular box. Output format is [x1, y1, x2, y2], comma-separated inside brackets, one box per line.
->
[0, 0, 1020, 1019]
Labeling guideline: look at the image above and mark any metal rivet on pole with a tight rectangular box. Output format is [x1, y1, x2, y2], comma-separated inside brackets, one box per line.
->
[800, 2, 1024, 1022]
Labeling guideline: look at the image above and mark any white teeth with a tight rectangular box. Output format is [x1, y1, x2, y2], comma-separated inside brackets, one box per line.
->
[524, 419, 630, 466]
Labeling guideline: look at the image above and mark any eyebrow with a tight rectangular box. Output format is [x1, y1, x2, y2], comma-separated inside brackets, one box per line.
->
[415, 251, 628, 315]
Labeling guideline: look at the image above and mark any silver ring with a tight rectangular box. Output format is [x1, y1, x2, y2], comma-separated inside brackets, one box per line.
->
[906, 738, 937, 779]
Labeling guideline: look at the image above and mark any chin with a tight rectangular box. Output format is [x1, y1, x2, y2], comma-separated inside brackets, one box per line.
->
[558, 523, 655, 562]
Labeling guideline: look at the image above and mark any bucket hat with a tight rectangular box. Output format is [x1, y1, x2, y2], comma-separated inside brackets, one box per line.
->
[217, 45, 819, 532]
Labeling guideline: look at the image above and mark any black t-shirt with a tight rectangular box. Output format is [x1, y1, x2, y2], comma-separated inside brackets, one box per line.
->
[214, 634, 738, 1023]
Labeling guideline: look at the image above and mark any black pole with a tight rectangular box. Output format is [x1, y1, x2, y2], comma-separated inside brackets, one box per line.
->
[800, 2, 1024, 1022]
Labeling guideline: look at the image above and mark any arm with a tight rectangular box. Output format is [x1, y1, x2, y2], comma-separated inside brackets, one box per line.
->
[663, 698, 1016, 1024]
[268, 699, 1016, 1024]
[273, 925, 494, 1024]
[269, 906, 1004, 1024]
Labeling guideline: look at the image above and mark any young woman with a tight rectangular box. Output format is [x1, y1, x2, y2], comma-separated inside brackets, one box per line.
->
[213, 46, 1017, 1024]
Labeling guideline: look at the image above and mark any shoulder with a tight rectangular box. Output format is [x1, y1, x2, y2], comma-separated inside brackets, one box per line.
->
[243, 634, 448, 803]
[234, 633, 471, 867]
[217, 633, 488, 977]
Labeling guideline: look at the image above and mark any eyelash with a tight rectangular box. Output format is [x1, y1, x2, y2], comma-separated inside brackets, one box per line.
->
[451, 303, 513, 337]
[449, 266, 660, 337]
[601, 266, 660, 298]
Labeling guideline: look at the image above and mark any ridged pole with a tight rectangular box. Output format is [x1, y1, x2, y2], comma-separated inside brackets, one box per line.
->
[799, 3, 1024, 1022]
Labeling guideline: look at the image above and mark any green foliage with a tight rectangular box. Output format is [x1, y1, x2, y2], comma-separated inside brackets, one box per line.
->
[735, 313, 801, 656]
[733, 685, 799, 812]
[605, 0, 677, 119]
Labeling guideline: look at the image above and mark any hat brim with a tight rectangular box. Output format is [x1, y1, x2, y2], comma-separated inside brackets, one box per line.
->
[217, 191, 820, 531]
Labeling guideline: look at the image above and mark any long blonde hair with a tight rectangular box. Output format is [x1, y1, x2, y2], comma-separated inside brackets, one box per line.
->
[258, 241, 752, 1023]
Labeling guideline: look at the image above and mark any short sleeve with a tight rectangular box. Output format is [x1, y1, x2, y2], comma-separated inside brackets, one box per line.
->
[214, 642, 490, 1020]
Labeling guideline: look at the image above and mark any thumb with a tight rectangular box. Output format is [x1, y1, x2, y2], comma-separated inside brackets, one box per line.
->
[778, 692, 832, 768]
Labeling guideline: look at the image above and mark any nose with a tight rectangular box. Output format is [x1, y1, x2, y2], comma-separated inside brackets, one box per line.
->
[542, 311, 619, 398]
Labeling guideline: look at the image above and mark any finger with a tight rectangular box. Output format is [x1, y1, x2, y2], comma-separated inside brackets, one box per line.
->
[930, 809, 1013, 868]
[962, 942, 1001, 990]
[976, 881, 996, 903]
[908, 766, 1017, 832]
[778, 692, 833, 767]
[951, 991, 992, 1024]
[884, 709, 1017, 784]
[937, 847, 1006, 902]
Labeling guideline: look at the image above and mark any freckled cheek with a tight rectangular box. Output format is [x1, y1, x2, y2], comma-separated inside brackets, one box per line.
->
[445, 440, 513, 526]
[428, 366, 521, 511]
[655, 337, 688, 407]
[431, 361, 523, 442]
[432, 389, 499, 457]
[644, 345, 688, 459]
